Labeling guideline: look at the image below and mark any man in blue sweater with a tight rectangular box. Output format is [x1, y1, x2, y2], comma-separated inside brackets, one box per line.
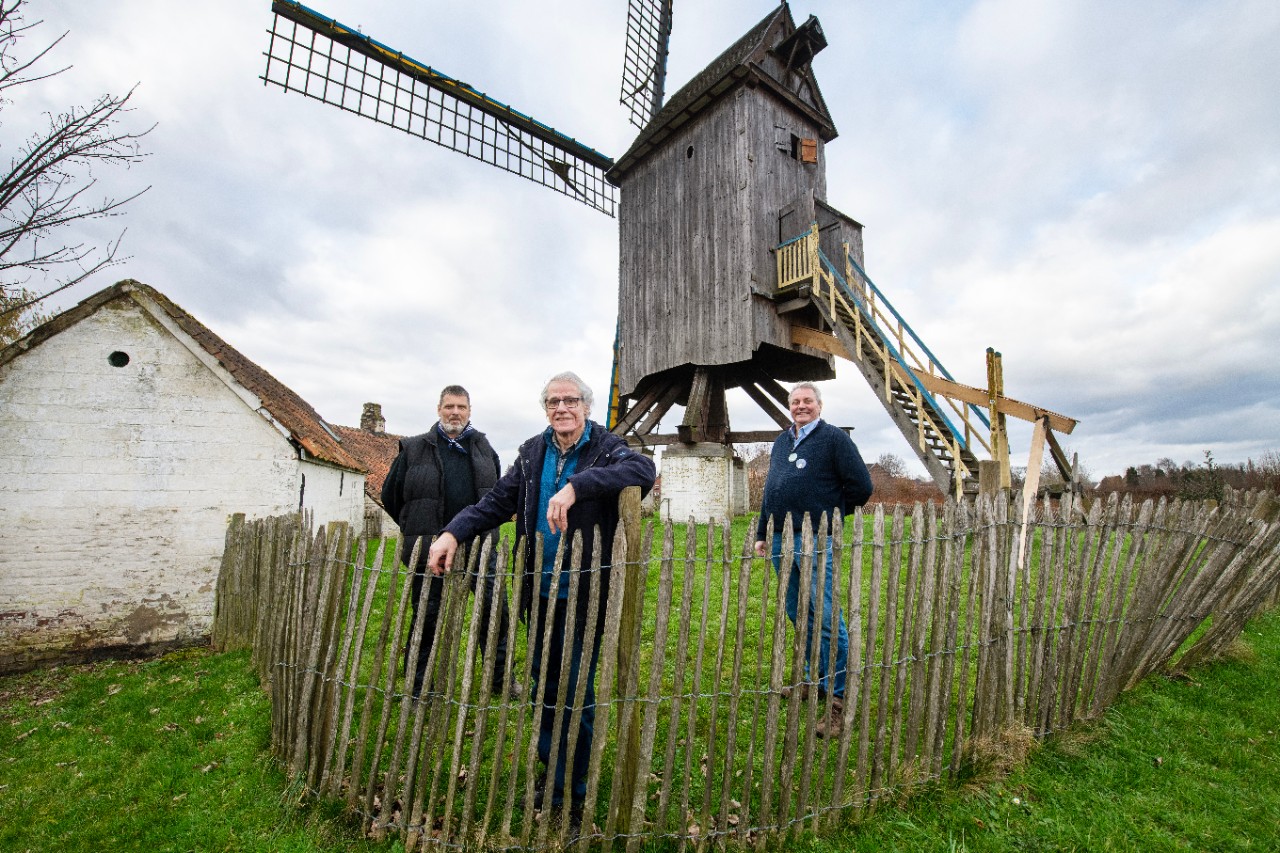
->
[754, 382, 873, 737]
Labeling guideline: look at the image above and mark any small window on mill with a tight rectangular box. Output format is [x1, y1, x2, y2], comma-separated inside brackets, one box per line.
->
[108, 351, 130, 367]
[778, 130, 818, 164]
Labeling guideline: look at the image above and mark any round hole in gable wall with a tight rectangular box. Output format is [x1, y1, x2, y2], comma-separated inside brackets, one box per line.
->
[686, 145, 694, 159]
[108, 351, 130, 367]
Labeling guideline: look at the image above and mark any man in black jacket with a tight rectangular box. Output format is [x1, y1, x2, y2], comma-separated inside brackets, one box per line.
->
[381, 384, 510, 699]
[427, 371, 656, 831]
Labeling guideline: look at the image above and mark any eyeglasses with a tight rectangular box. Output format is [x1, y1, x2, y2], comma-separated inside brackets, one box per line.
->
[545, 396, 583, 410]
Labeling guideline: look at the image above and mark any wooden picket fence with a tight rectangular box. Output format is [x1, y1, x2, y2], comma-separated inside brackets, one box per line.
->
[212, 488, 1280, 851]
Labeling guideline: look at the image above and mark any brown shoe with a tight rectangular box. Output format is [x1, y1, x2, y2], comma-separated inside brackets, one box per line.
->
[815, 699, 844, 738]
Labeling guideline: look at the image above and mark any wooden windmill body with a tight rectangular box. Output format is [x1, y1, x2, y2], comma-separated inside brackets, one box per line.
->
[608, 6, 855, 450]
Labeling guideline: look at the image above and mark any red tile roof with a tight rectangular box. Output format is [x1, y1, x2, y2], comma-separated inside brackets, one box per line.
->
[330, 423, 403, 506]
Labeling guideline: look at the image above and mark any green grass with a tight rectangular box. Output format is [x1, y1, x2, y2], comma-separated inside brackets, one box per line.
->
[0, 647, 390, 853]
[808, 609, 1280, 852]
[5, 540, 1277, 852]
[3, 612, 1278, 852]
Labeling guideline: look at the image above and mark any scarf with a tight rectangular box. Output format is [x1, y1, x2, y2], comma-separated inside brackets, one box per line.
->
[436, 421, 474, 454]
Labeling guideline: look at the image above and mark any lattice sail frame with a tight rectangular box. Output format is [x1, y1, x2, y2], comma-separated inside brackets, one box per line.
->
[263, 1, 618, 216]
[619, 0, 674, 129]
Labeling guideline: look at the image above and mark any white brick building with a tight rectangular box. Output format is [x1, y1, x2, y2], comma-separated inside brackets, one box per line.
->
[0, 280, 366, 673]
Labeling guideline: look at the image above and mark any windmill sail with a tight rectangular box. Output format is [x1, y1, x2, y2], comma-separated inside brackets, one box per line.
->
[619, 0, 673, 129]
[263, 1, 617, 216]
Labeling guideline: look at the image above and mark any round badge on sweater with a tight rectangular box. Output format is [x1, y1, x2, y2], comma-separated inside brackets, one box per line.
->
[788, 453, 798, 462]
[796, 458, 807, 469]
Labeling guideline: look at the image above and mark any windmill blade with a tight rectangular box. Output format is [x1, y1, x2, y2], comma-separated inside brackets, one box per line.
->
[619, 0, 673, 129]
[263, 1, 617, 216]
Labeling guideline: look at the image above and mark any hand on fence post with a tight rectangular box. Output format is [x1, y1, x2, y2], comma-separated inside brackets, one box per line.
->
[428, 532, 459, 576]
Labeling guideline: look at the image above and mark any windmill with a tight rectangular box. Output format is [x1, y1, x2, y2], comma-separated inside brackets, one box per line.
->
[261, 0, 1078, 515]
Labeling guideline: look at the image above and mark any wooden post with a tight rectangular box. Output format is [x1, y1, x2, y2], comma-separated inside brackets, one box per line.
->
[614, 486, 645, 837]
[977, 460, 1002, 498]
[1016, 416, 1048, 572]
[986, 348, 1011, 489]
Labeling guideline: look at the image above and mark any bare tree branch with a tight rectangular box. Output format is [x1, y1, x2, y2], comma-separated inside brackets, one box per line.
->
[0, 0, 151, 335]
[1, 229, 124, 319]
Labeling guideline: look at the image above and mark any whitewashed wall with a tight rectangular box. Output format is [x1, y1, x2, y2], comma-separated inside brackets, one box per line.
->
[0, 299, 363, 672]
[299, 458, 366, 534]
[658, 443, 747, 524]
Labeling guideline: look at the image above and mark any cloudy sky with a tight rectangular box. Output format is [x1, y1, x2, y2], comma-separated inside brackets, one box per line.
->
[18, 0, 1280, 479]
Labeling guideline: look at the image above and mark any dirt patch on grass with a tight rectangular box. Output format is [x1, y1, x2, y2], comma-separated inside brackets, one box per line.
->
[0, 667, 74, 721]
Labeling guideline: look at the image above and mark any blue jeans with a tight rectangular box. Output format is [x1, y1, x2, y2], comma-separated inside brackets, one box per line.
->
[771, 533, 849, 699]
[530, 595, 601, 805]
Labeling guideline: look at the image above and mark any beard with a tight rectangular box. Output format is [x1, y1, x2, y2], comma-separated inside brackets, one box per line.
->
[440, 420, 467, 436]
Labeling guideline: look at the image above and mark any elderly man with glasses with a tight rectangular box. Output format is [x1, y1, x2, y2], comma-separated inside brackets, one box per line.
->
[428, 370, 655, 834]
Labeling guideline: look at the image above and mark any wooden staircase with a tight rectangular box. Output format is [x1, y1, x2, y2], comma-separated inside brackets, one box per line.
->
[776, 224, 1004, 496]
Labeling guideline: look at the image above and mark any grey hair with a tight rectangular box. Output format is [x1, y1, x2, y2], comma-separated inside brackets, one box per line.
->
[789, 381, 822, 405]
[541, 370, 593, 414]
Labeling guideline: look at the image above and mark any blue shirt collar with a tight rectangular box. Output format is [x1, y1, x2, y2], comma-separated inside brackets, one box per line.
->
[792, 417, 821, 445]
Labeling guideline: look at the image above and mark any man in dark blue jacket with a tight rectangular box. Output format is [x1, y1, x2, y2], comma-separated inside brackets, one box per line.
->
[428, 370, 655, 831]
[754, 382, 873, 737]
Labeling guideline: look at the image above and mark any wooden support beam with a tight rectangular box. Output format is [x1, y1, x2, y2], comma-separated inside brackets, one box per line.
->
[790, 324, 848, 358]
[775, 297, 812, 315]
[916, 373, 1077, 435]
[611, 380, 669, 435]
[746, 365, 791, 407]
[790, 324, 1078, 434]
[726, 429, 785, 444]
[635, 380, 684, 436]
[1044, 422, 1074, 483]
[742, 382, 792, 429]
[678, 367, 728, 443]
[626, 430, 782, 447]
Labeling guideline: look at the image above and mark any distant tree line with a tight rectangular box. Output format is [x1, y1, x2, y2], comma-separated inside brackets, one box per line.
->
[1094, 450, 1280, 503]
[743, 444, 1279, 512]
